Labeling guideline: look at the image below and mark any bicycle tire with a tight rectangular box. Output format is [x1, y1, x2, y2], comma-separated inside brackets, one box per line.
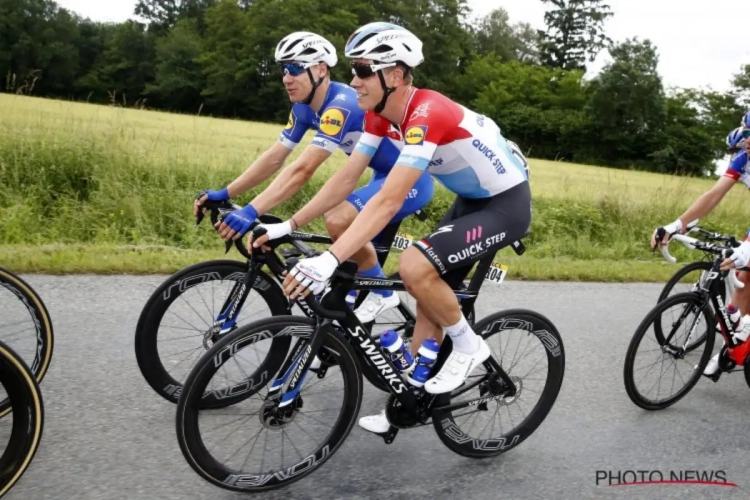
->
[0, 266, 54, 418]
[0, 340, 44, 497]
[655, 261, 718, 353]
[135, 260, 291, 405]
[623, 292, 715, 411]
[175, 316, 362, 492]
[431, 309, 565, 458]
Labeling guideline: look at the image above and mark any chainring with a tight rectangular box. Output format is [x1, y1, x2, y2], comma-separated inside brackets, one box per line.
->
[385, 393, 429, 429]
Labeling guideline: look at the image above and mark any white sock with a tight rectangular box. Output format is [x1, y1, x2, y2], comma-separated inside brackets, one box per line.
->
[444, 315, 480, 354]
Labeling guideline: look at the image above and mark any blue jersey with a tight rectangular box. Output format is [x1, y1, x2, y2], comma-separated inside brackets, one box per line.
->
[724, 150, 750, 188]
[277, 81, 399, 175]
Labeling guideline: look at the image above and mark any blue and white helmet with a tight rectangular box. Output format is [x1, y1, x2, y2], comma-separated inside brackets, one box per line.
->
[345, 22, 424, 68]
[727, 126, 746, 149]
[741, 111, 750, 129]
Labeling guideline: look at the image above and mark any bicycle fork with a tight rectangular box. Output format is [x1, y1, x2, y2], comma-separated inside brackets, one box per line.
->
[264, 320, 331, 409]
[211, 261, 262, 340]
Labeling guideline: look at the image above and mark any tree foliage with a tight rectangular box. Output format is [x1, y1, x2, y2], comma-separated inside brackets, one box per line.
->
[1, 0, 745, 176]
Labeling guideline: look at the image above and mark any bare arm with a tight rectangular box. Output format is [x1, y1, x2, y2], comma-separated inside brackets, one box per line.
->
[226, 141, 293, 198]
[291, 150, 372, 228]
[248, 145, 333, 215]
[328, 165, 425, 262]
[676, 176, 735, 230]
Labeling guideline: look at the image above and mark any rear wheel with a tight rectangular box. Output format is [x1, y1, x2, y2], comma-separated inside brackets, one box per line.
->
[432, 309, 565, 458]
[0, 266, 54, 417]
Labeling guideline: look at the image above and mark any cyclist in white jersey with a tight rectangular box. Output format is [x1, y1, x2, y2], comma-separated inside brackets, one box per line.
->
[251, 22, 532, 435]
[652, 125, 750, 379]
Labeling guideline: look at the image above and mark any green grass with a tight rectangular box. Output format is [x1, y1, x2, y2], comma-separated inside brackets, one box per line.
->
[2, 93, 749, 281]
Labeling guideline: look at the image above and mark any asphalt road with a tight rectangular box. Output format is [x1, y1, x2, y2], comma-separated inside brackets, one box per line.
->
[6, 275, 750, 500]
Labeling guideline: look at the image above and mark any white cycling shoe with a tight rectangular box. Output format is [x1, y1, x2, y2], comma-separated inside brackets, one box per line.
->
[354, 292, 400, 323]
[358, 409, 390, 434]
[357, 338, 493, 435]
[424, 337, 491, 394]
[703, 353, 721, 377]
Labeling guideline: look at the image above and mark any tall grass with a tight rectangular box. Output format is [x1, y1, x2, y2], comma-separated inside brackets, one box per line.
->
[2, 93, 750, 277]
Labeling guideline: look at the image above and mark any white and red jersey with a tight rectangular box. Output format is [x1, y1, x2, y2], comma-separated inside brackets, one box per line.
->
[354, 89, 528, 199]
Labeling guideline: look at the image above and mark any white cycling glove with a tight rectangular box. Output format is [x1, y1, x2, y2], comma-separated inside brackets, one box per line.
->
[251, 220, 294, 247]
[661, 219, 683, 236]
[728, 241, 750, 269]
[289, 251, 340, 296]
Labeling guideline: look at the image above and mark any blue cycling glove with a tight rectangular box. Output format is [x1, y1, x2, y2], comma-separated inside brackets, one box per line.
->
[223, 204, 259, 236]
[202, 187, 230, 201]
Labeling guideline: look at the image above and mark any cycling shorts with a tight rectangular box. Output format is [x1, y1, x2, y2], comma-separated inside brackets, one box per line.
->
[412, 181, 532, 288]
[346, 170, 435, 223]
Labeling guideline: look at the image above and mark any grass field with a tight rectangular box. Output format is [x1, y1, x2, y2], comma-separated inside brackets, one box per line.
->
[2, 93, 750, 281]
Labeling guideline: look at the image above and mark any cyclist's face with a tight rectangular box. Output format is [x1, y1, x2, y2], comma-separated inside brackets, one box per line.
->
[281, 62, 323, 103]
[350, 58, 385, 110]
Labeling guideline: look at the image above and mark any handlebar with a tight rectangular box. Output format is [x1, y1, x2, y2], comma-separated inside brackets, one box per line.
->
[249, 225, 352, 322]
[660, 234, 745, 289]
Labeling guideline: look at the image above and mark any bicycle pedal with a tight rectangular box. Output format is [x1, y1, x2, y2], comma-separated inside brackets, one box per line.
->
[703, 372, 722, 383]
[380, 426, 399, 444]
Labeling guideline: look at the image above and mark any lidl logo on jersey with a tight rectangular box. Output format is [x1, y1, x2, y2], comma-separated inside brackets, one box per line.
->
[404, 125, 428, 145]
[284, 112, 295, 130]
[319, 107, 349, 139]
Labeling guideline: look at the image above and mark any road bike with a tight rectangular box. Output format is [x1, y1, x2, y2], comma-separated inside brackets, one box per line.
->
[0, 266, 54, 417]
[135, 198, 526, 403]
[0, 340, 44, 497]
[174, 225, 565, 492]
[624, 233, 748, 410]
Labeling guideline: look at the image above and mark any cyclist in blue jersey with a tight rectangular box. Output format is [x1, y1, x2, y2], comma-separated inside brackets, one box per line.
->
[652, 125, 750, 379]
[195, 31, 434, 323]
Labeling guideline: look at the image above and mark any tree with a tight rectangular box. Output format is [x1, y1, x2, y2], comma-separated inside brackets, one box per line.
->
[538, 0, 613, 71]
[134, 0, 217, 34]
[472, 8, 541, 64]
[146, 18, 205, 111]
[95, 20, 157, 105]
[586, 38, 666, 166]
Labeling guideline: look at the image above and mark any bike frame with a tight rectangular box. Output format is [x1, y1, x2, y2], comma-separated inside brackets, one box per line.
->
[197, 199, 527, 423]
[264, 260, 518, 419]
[659, 234, 747, 355]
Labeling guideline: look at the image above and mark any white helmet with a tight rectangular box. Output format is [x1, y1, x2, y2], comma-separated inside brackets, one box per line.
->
[345, 22, 424, 68]
[274, 31, 337, 67]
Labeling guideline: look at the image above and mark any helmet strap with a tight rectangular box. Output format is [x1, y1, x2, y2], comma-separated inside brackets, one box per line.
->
[303, 68, 325, 106]
[374, 70, 396, 114]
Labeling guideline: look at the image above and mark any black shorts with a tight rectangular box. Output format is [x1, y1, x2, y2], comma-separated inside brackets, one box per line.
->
[413, 182, 532, 288]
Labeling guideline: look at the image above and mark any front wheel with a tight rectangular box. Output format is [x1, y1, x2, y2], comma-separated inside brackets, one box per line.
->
[624, 292, 715, 411]
[176, 316, 363, 493]
[432, 309, 565, 458]
[0, 340, 44, 497]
